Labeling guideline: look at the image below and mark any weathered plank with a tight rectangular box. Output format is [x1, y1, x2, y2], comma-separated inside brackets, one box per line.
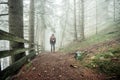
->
[0, 29, 29, 43]
[0, 2, 8, 4]
[0, 48, 34, 58]
[0, 14, 8, 16]
[0, 52, 36, 80]
[0, 29, 41, 80]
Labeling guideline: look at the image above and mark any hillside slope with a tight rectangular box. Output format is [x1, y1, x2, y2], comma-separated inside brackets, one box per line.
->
[60, 22, 120, 79]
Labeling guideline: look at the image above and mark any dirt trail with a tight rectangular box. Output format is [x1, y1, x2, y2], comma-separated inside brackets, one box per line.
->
[12, 52, 106, 80]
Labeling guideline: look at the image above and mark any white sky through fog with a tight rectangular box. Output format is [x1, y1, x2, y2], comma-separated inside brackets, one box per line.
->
[45, 0, 63, 51]
[24, 0, 63, 51]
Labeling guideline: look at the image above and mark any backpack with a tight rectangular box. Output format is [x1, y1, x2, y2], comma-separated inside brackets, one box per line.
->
[50, 36, 56, 43]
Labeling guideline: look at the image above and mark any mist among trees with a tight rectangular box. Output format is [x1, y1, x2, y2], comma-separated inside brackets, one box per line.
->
[0, 0, 120, 80]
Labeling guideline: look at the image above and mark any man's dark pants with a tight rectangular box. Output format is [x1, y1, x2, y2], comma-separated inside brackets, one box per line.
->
[51, 43, 55, 52]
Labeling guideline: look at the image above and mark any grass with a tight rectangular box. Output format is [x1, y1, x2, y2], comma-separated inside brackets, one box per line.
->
[60, 22, 120, 53]
[25, 61, 32, 70]
[60, 22, 120, 78]
[86, 47, 120, 76]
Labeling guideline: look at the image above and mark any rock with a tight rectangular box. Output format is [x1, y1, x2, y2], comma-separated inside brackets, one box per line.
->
[22, 71, 25, 74]
[70, 64, 78, 68]
[38, 73, 41, 76]
[59, 75, 62, 78]
[52, 68, 55, 71]
[91, 56, 95, 59]
[75, 51, 83, 60]
[25, 78, 28, 80]
[44, 70, 47, 73]
[32, 67, 36, 71]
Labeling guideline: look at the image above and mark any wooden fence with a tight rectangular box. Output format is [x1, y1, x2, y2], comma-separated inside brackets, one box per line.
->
[0, 29, 41, 80]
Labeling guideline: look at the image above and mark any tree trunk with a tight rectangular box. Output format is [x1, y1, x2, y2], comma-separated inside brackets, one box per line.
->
[114, 0, 116, 22]
[96, 0, 98, 34]
[29, 0, 35, 49]
[74, 0, 77, 41]
[8, 0, 25, 63]
[80, 0, 85, 40]
[60, 0, 69, 48]
[0, 60, 1, 72]
[40, 0, 46, 51]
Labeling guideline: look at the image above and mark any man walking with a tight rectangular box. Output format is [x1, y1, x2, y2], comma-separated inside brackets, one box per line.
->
[50, 34, 56, 52]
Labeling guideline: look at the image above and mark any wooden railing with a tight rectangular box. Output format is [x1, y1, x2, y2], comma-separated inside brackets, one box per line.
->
[0, 29, 42, 80]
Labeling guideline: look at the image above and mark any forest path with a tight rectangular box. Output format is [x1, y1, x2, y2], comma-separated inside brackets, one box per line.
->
[12, 52, 105, 80]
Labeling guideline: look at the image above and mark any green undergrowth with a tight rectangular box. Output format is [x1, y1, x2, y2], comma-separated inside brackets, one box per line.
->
[25, 61, 33, 70]
[74, 51, 87, 60]
[85, 47, 120, 77]
[60, 22, 120, 78]
[60, 22, 120, 53]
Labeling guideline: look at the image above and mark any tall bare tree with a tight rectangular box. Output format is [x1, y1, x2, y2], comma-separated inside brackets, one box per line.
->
[60, 0, 69, 48]
[9, 0, 25, 62]
[114, 0, 116, 22]
[40, 0, 46, 51]
[96, 0, 98, 34]
[74, 0, 77, 40]
[80, 0, 85, 40]
[29, 0, 35, 49]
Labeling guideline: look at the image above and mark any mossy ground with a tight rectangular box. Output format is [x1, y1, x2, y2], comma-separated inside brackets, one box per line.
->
[60, 22, 120, 79]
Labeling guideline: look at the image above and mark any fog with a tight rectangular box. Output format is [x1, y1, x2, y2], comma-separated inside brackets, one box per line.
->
[0, 0, 120, 70]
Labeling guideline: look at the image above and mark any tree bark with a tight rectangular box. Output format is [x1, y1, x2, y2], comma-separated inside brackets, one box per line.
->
[8, 0, 25, 63]
[40, 0, 46, 51]
[114, 0, 116, 22]
[74, 0, 77, 40]
[96, 0, 98, 34]
[60, 0, 69, 48]
[29, 0, 35, 49]
[0, 60, 1, 72]
[80, 0, 85, 40]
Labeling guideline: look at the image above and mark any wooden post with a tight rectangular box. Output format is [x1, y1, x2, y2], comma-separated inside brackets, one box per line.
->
[36, 41, 39, 54]
[29, 0, 35, 51]
[9, 0, 25, 63]
[0, 59, 1, 72]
